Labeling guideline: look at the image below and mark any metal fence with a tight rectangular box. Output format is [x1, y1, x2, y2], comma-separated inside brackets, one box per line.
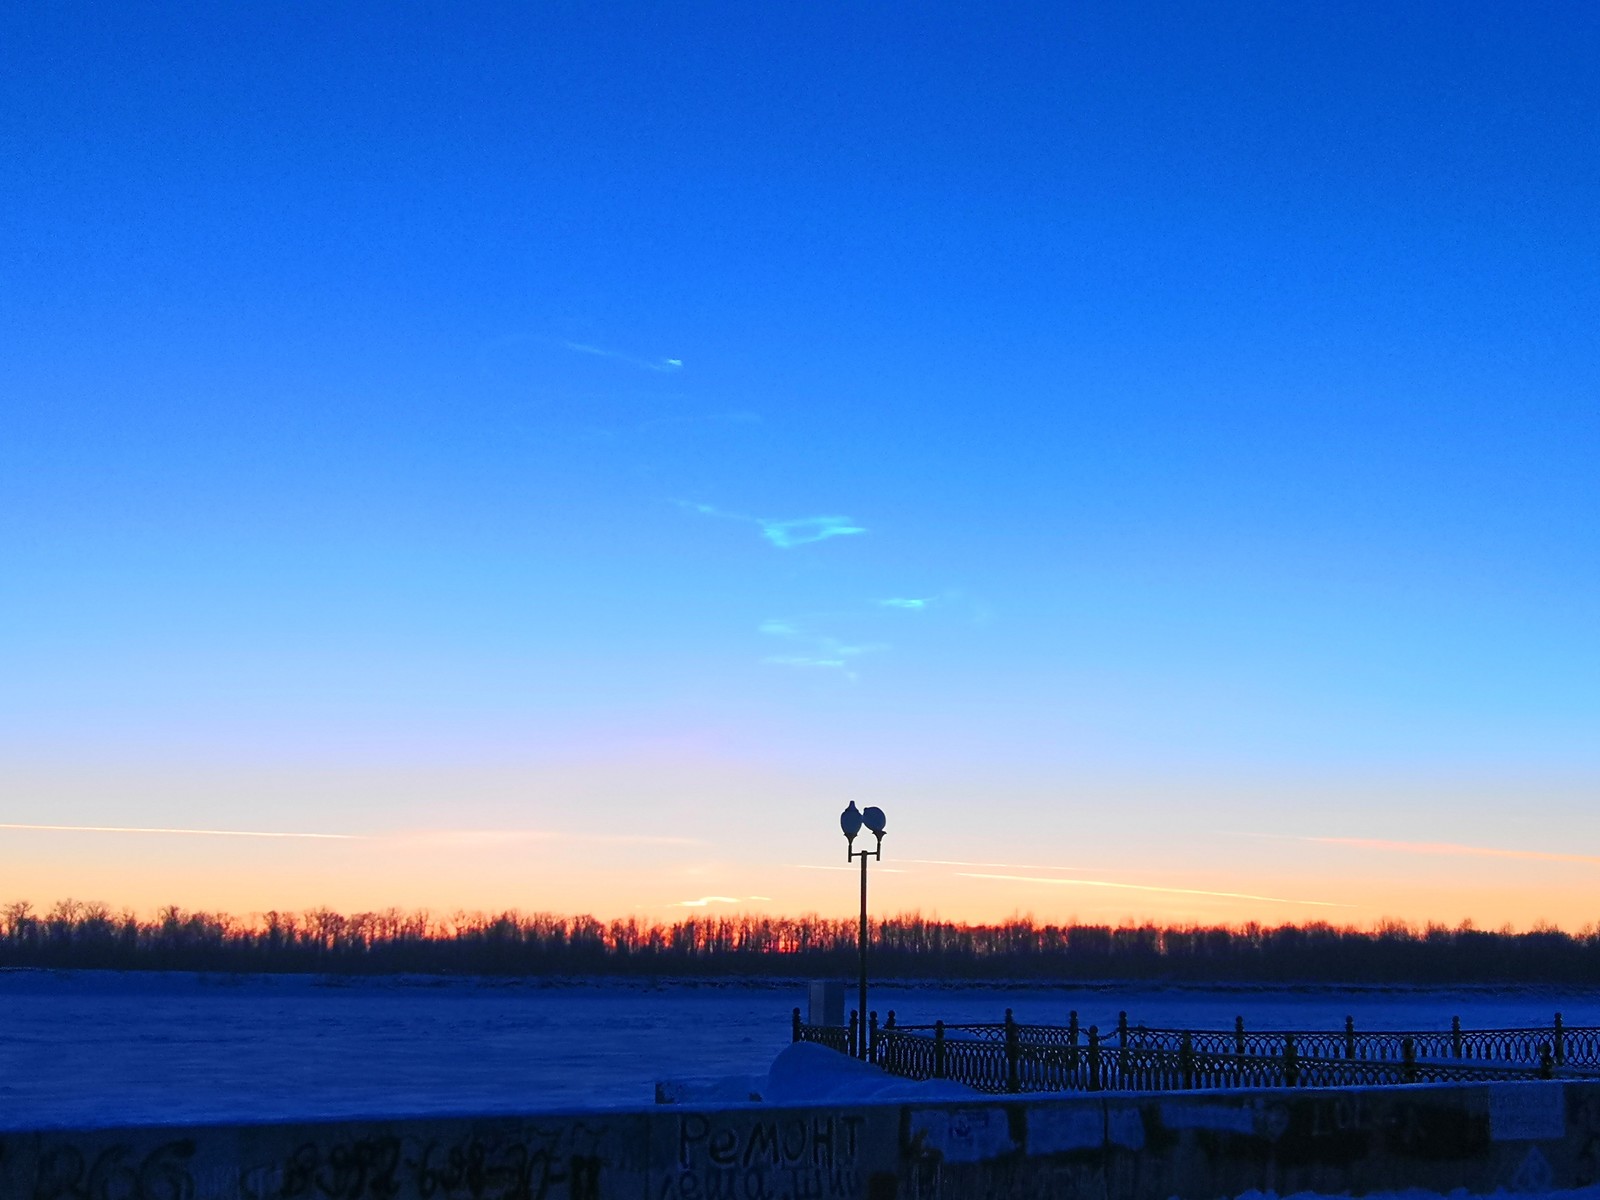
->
[792, 1006, 1579, 1095]
[1121, 1012, 1594, 1067]
[793, 1019, 852, 1056]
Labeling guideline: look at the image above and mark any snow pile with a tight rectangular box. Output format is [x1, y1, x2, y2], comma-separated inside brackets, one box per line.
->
[761, 1043, 979, 1105]
[655, 1044, 979, 1105]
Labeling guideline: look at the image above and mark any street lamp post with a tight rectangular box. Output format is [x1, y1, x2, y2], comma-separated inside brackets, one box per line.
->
[840, 800, 887, 1059]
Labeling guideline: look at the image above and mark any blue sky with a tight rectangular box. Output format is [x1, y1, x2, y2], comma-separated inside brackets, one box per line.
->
[2, 2, 1597, 926]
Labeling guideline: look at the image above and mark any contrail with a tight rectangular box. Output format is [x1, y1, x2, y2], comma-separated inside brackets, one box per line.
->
[901, 858, 1098, 871]
[0, 823, 365, 840]
[957, 872, 1351, 908]
[678, 502, 866, 549]
[0, 823, 704, 847]
[562, 340, 682, 372]
[392, 830, 703, 848]
[1269, 834, 1600, 866]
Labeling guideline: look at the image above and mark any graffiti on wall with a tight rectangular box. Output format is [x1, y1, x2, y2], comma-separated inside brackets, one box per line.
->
[23, 1120, 624, 1200]
[661, 1111, 879, 1200]
[31, 1139, 197, 1200]
[261, 1123, 613, 1200]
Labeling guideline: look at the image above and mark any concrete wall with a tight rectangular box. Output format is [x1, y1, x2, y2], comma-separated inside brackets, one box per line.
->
[6, 1080, 1600, 1199]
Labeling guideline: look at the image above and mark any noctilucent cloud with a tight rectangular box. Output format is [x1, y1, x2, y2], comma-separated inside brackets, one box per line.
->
[2, 3, 1596, 929]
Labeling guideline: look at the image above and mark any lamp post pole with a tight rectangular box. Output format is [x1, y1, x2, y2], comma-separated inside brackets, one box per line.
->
[857, 842, 868, 1047]
[840, 801, 886, 1060]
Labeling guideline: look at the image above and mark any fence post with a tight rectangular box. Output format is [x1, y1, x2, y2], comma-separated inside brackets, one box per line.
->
[1088, 1025, 1102, 1092]
[1118, 1011, 1129, 1082]
[849, 1009, 859, 1059]
[1541, 1043, 1554, 1080]
[1452, 1016, 1462, 1058]
[869, 1011, 880, 1064]
[1005, 1008, 1020, 1093]
[934, 1020, 947, 1079]
[1345, 1015, 1356, 1060]
[1284, 1033, 1298, 1088]
[1402, 1036, 1417, 1084]
[886, 1010, 896, 1030]
[792, 1006, 802, 1043]
[1180, 1030, 1195, 1090]
[1557, 1013, 1566, 1066]
[1235, 1015, 1245, 1056]
[1069, 1010, 1080, 1070]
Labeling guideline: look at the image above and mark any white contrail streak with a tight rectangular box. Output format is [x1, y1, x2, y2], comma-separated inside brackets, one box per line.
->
[956, 872, 1351, 908]
[0, 823, 364, 840]
[0, 824, 705, 848]
[1260, 834, 1600, 866]
[901, 858, 1098, 871]
[391, 830, 703, 848]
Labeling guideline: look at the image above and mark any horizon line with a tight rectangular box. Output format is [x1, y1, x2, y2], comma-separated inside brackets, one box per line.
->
[0, 896, 1573, 935]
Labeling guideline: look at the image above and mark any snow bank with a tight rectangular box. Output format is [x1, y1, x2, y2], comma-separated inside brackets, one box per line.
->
[761, 1041, 979, 1104]
[656, 1043, 980, 1105]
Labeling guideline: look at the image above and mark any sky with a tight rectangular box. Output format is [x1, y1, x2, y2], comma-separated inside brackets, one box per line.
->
[2, 2, 1597, 932]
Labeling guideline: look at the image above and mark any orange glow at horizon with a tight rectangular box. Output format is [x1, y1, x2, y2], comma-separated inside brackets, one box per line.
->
[6, 765, 1600, 933]
[2, 837, 1596, 933]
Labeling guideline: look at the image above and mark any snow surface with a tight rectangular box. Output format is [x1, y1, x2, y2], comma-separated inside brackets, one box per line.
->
[761, 1041, 978, 1104]
[3, 969, 1598, 1128]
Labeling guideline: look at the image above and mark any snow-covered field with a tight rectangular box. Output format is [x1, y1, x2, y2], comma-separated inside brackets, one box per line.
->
[2, 969, 1597, 1128]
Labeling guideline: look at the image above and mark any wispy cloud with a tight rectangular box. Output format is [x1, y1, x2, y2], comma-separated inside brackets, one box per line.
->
[390, 829, 704, 849]
[759, 517, 865, 549]
[679, 502, 866, 549]
[759, 621, 882, 658]
[671, 894, 774, 908]
[562, 340, 682, 373]
[0, 823, 364, 840]
[0, 823, 708, 849]
[956, 872, 1353, 908]
[759, 618, 884, 680]
[900, 858, 1097, 871]
[1264, 834, 1600, 867]
[763, 642, 883, 666]
[877, 590, 995, 628]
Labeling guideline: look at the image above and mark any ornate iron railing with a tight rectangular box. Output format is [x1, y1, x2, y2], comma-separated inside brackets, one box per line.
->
[1121, 1012, 1588, 1066]
[793, 1018, 852, 1056]
[870, 1021, 1556, 1095]
[791, 1005, 1586, 1094]
[886, 1009, 1589, 1066]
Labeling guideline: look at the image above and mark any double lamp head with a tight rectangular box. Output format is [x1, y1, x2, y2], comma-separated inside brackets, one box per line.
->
[839, 800, 887, 858]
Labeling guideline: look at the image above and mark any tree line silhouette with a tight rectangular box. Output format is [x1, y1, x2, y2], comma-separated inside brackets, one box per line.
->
[3, 899, 1597, 983]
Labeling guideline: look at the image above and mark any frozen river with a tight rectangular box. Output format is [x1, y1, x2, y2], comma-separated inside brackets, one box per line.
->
[4, 969, 1598, 1128]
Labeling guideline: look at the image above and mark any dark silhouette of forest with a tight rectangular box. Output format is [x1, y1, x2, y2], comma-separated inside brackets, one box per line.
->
[2, 899, 1595, 983]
